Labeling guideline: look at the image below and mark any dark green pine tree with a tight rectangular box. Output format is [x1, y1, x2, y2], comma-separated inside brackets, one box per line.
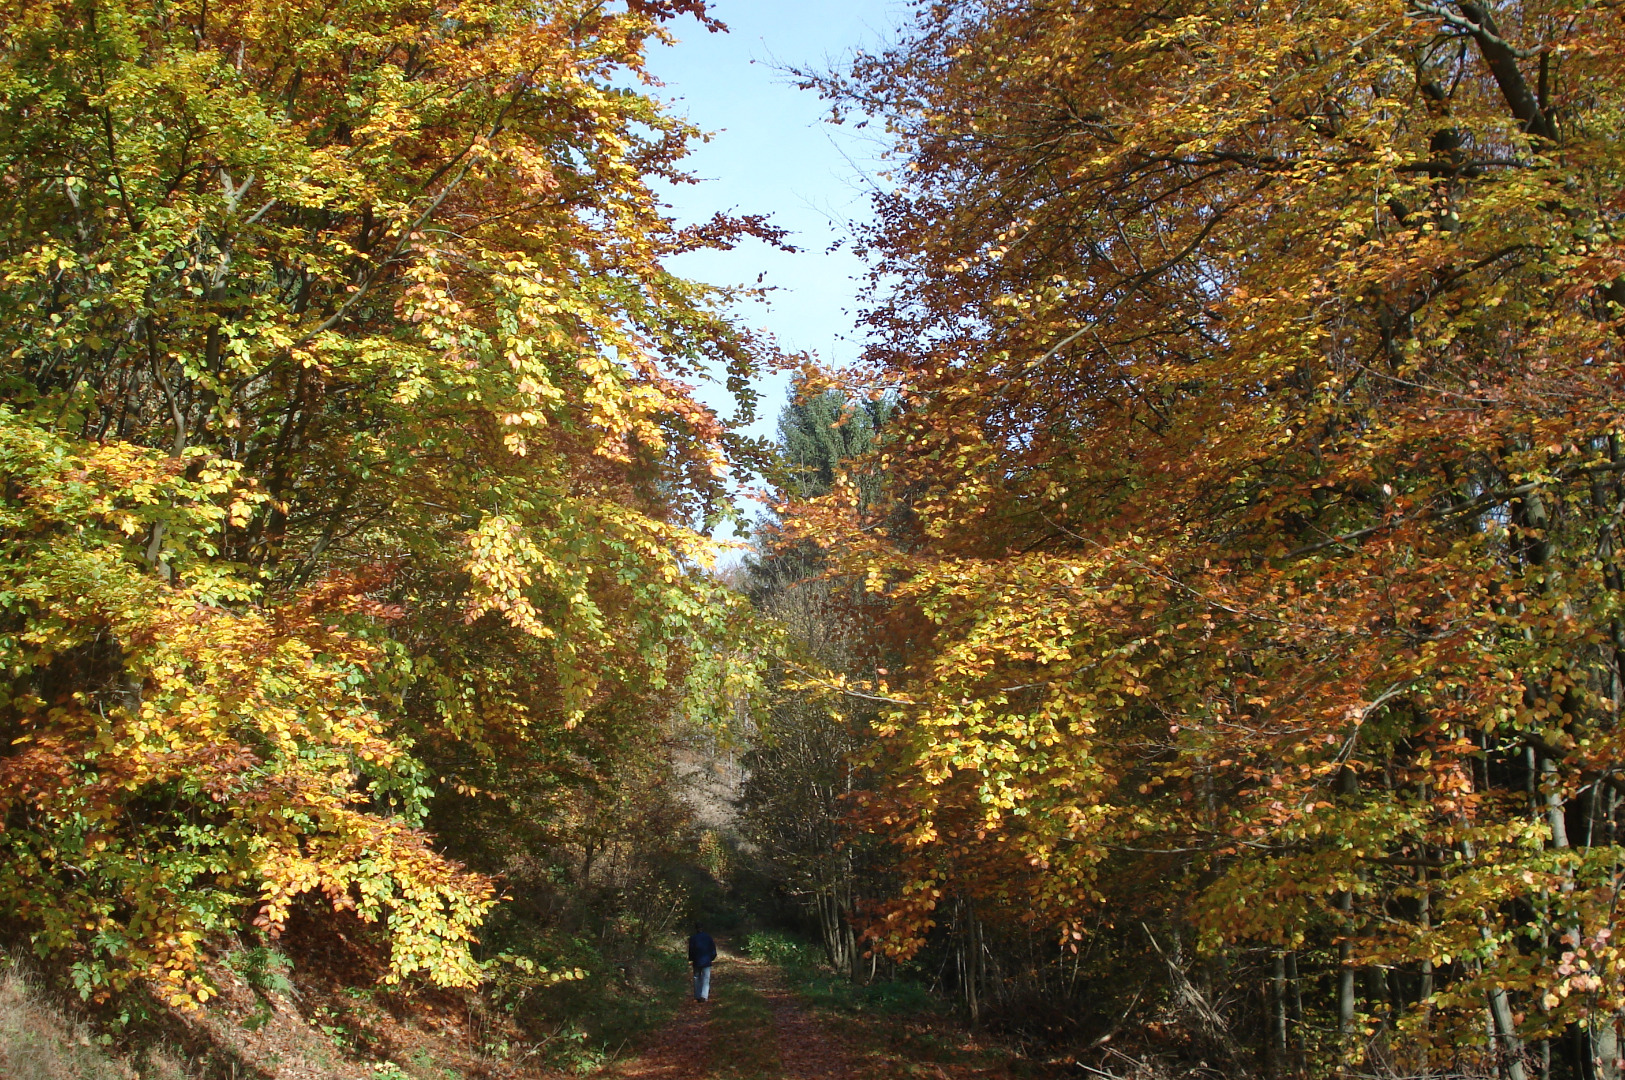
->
[778, 387, 892, 500]
[747, 384, 893, 597]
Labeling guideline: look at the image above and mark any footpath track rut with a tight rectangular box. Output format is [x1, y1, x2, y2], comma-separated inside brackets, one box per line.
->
[759, 978, 855, 1080]
[608, 994, 712, 1079]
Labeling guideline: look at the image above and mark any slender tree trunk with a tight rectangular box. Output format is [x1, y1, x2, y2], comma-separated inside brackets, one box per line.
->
[1338, 892, 1357, 1045]
[1545, 756, 1571, 850]
[1419, 867, 1435, 1079]
[1337, 766, 1359, 1059]
[1488, 980, 1530, 1080]
[1594, 1017, 1621, 1080]
[1272, 951, 1288, 1078]
[1542, 755, 1594, 1080]
[1286, 950, 1305, 1059]
[1457, 797, 1528, 1080]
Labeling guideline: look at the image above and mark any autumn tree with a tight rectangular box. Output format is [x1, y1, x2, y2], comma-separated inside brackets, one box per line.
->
[0, 0, 769, 1005]
[796, 0, 1625, 1073]
[739, 388, 892, 977]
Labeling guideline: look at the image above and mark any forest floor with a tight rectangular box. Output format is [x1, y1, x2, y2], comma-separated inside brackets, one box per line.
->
[607, 945, 1048, 1080]
[0, 936, 1059, 1080]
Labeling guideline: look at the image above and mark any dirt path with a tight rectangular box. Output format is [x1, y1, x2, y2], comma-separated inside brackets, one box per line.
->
[755, 974, 854, 1080]
[609, 947, 854, 1080]
[608, 994, 711, 1079]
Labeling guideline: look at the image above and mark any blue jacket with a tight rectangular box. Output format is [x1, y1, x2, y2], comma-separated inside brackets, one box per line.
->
[687, 931, 716, 968]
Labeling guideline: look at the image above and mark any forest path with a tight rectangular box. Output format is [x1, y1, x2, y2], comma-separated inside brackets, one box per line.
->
[608, 945, 855, 1080]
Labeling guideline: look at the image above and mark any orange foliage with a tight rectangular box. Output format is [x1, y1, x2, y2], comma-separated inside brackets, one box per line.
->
[795, 0, 1625, 1066]
[0, 0, 764, 1006]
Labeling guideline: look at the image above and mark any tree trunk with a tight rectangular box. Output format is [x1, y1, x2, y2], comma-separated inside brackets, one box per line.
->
[1594, 1015, 1621, 1080]
[1286, 950, 1305, 1060]
[1337, 766, 1359, 1058]
[1487, 969, 1530, 1080]
[1271, 951, 1288, 1078]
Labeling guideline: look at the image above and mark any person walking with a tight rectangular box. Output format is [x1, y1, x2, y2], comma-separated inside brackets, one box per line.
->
[687, 925, 717, 1002]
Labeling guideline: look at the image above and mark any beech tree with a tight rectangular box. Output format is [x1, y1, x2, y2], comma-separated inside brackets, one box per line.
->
[0, 0, 767, 1004]
[795, 0, 1625, 1073]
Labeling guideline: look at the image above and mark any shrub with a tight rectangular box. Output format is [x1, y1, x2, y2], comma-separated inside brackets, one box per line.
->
[742, 931, 822, 970]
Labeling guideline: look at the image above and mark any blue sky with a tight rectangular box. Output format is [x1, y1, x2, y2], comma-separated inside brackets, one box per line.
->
[642, 1, 907, 455]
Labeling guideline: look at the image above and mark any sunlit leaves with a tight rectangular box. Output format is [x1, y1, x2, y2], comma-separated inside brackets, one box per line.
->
[0, 0, 768, 1006]
[800, 0, 1625, 1063]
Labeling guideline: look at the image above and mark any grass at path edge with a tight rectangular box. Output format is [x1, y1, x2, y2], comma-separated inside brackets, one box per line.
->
[740, 931, 1061, 1079]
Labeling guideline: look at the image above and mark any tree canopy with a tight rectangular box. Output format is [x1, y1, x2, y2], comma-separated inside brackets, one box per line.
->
[19, 0, 1625, 1073]
[0, 0, 766, 1006]
[788, 0, 1625, 1070]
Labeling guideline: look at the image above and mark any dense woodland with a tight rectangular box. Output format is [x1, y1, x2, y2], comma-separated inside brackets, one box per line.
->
[0, 0, 768, 1055]
[5, 0, 1625, 1077]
